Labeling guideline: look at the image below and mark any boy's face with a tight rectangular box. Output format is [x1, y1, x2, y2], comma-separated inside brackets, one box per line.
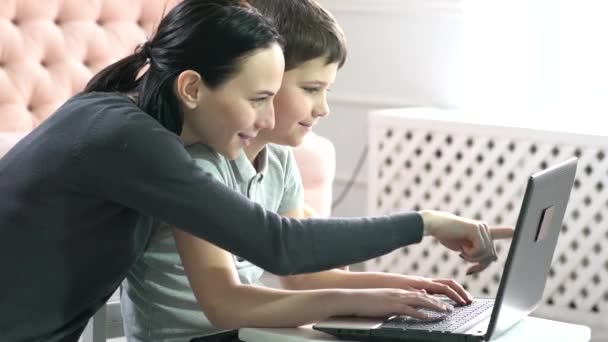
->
[258, 56, 338, 147]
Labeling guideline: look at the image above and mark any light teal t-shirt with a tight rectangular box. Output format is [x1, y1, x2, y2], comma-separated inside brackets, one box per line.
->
[121, 143, 304, 342]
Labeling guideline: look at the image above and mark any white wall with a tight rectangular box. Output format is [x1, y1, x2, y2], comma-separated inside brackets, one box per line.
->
[318, 0, 608, 217]
[316, 0, 465, 217]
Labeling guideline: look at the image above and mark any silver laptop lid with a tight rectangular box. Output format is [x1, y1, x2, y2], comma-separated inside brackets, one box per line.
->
[485, 158, 578, 340]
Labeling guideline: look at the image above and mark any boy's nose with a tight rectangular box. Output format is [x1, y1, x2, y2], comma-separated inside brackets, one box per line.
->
[313, 100, 330, 118]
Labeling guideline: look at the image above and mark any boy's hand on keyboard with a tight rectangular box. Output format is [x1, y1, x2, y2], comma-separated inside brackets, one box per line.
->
[398, 276, 473, 305]
[343, 288, 454, 320]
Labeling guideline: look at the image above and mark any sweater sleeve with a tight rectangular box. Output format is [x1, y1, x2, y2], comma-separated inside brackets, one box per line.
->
[75, 101, 424, 275]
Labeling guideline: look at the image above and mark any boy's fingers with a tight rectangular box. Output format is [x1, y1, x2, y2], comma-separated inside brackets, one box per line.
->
[406, 293, 452, 313]
[435, 279, 474, 303]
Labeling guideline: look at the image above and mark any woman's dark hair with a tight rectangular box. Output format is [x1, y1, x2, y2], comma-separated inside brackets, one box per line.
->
[84, 0, 283, 134]
[248, 0, 347, 71]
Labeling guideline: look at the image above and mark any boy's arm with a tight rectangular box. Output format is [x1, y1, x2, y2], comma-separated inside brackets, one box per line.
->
[279, 267, 471, 305]
[170, 149, 351, 327]
[173, 227, 369, 329]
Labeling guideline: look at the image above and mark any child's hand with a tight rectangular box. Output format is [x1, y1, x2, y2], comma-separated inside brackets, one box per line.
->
[341, 288, 453, 319]
[397, 275, 473, 305]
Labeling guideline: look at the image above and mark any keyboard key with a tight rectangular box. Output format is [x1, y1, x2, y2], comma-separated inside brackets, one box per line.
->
[382, 299, 494, 332]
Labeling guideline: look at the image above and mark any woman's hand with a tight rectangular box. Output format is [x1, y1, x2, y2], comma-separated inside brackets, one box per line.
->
[342, 288, 453, 319]
[419, 210, 514, 275]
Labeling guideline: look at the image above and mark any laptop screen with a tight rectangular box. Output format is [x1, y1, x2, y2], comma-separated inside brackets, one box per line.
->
[486, 158, 577, 339]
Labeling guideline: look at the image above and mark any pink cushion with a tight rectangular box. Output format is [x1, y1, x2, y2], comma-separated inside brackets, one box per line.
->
[0, 0, 180, 131]
[292, 132, 336, 217]
[0, 132, 27, 158]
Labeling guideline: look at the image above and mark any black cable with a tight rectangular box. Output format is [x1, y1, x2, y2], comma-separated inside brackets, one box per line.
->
[331, 144, 369, 209]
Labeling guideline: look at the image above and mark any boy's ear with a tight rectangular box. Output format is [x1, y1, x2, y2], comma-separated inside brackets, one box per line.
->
[175, 70, 205, 110]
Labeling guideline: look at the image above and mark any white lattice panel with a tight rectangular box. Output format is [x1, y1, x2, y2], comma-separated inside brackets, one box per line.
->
[365, 108, 608, 326]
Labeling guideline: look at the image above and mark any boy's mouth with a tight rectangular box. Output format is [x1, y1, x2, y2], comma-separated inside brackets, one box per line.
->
[298, 121, 314, 129]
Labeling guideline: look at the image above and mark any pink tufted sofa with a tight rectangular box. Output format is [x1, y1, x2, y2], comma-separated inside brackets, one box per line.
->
[0, 0, 335, 216]
[0, 1, 335, 340]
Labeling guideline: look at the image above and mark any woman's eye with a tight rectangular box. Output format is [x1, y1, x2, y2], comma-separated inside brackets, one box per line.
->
[251, 97, 268, 106]
[303, 87, 321, 94]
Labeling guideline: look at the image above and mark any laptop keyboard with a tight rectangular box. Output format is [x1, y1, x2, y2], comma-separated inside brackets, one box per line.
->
[381, 298, 494, 332]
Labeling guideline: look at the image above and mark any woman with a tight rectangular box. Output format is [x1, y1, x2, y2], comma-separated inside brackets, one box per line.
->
[0, 1, 507, 341]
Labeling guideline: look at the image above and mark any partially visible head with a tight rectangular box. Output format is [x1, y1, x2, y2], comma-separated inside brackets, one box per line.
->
[85, 0, 285, 159]
[263, 57, 337, 147]
[249, 0, 346, 72]
[249, 0, 347, 147]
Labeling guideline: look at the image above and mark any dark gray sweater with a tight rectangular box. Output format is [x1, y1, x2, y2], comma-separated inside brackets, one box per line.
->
[0, 92, 423, 341]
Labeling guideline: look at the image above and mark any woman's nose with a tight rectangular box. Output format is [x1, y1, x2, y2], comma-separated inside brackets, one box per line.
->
[255, 104, 275, 130]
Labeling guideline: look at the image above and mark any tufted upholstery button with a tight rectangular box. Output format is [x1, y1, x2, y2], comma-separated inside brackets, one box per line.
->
[0, 0, 180, 132]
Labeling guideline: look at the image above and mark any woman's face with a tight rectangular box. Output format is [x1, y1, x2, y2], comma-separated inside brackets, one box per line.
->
[257, 57, 338, 147]
[180, 43, 285, 159]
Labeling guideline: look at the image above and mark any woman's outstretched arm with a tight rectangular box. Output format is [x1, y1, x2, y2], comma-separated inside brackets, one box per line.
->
[77, 96, 425, 275]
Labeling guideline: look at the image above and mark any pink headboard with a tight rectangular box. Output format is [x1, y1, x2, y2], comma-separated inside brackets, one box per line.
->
[0, 0, 178, 132]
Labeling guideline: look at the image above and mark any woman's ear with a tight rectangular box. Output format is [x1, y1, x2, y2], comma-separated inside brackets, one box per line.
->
[175, 70, 204, 110]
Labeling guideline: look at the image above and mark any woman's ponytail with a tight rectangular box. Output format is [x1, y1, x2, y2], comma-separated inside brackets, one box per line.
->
[84, 44, 150, 93]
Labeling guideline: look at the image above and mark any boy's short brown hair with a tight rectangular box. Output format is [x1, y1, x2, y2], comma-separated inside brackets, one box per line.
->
[248, 0, 347, 71]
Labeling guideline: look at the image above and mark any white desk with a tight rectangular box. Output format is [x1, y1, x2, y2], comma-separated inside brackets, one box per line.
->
[239, 316, 591, 342]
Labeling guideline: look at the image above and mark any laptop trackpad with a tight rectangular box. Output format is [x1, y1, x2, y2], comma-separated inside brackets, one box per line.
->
[313, 317, 385, 330]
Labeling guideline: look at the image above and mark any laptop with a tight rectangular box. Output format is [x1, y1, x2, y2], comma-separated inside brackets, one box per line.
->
[313, 158, 578, 342]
